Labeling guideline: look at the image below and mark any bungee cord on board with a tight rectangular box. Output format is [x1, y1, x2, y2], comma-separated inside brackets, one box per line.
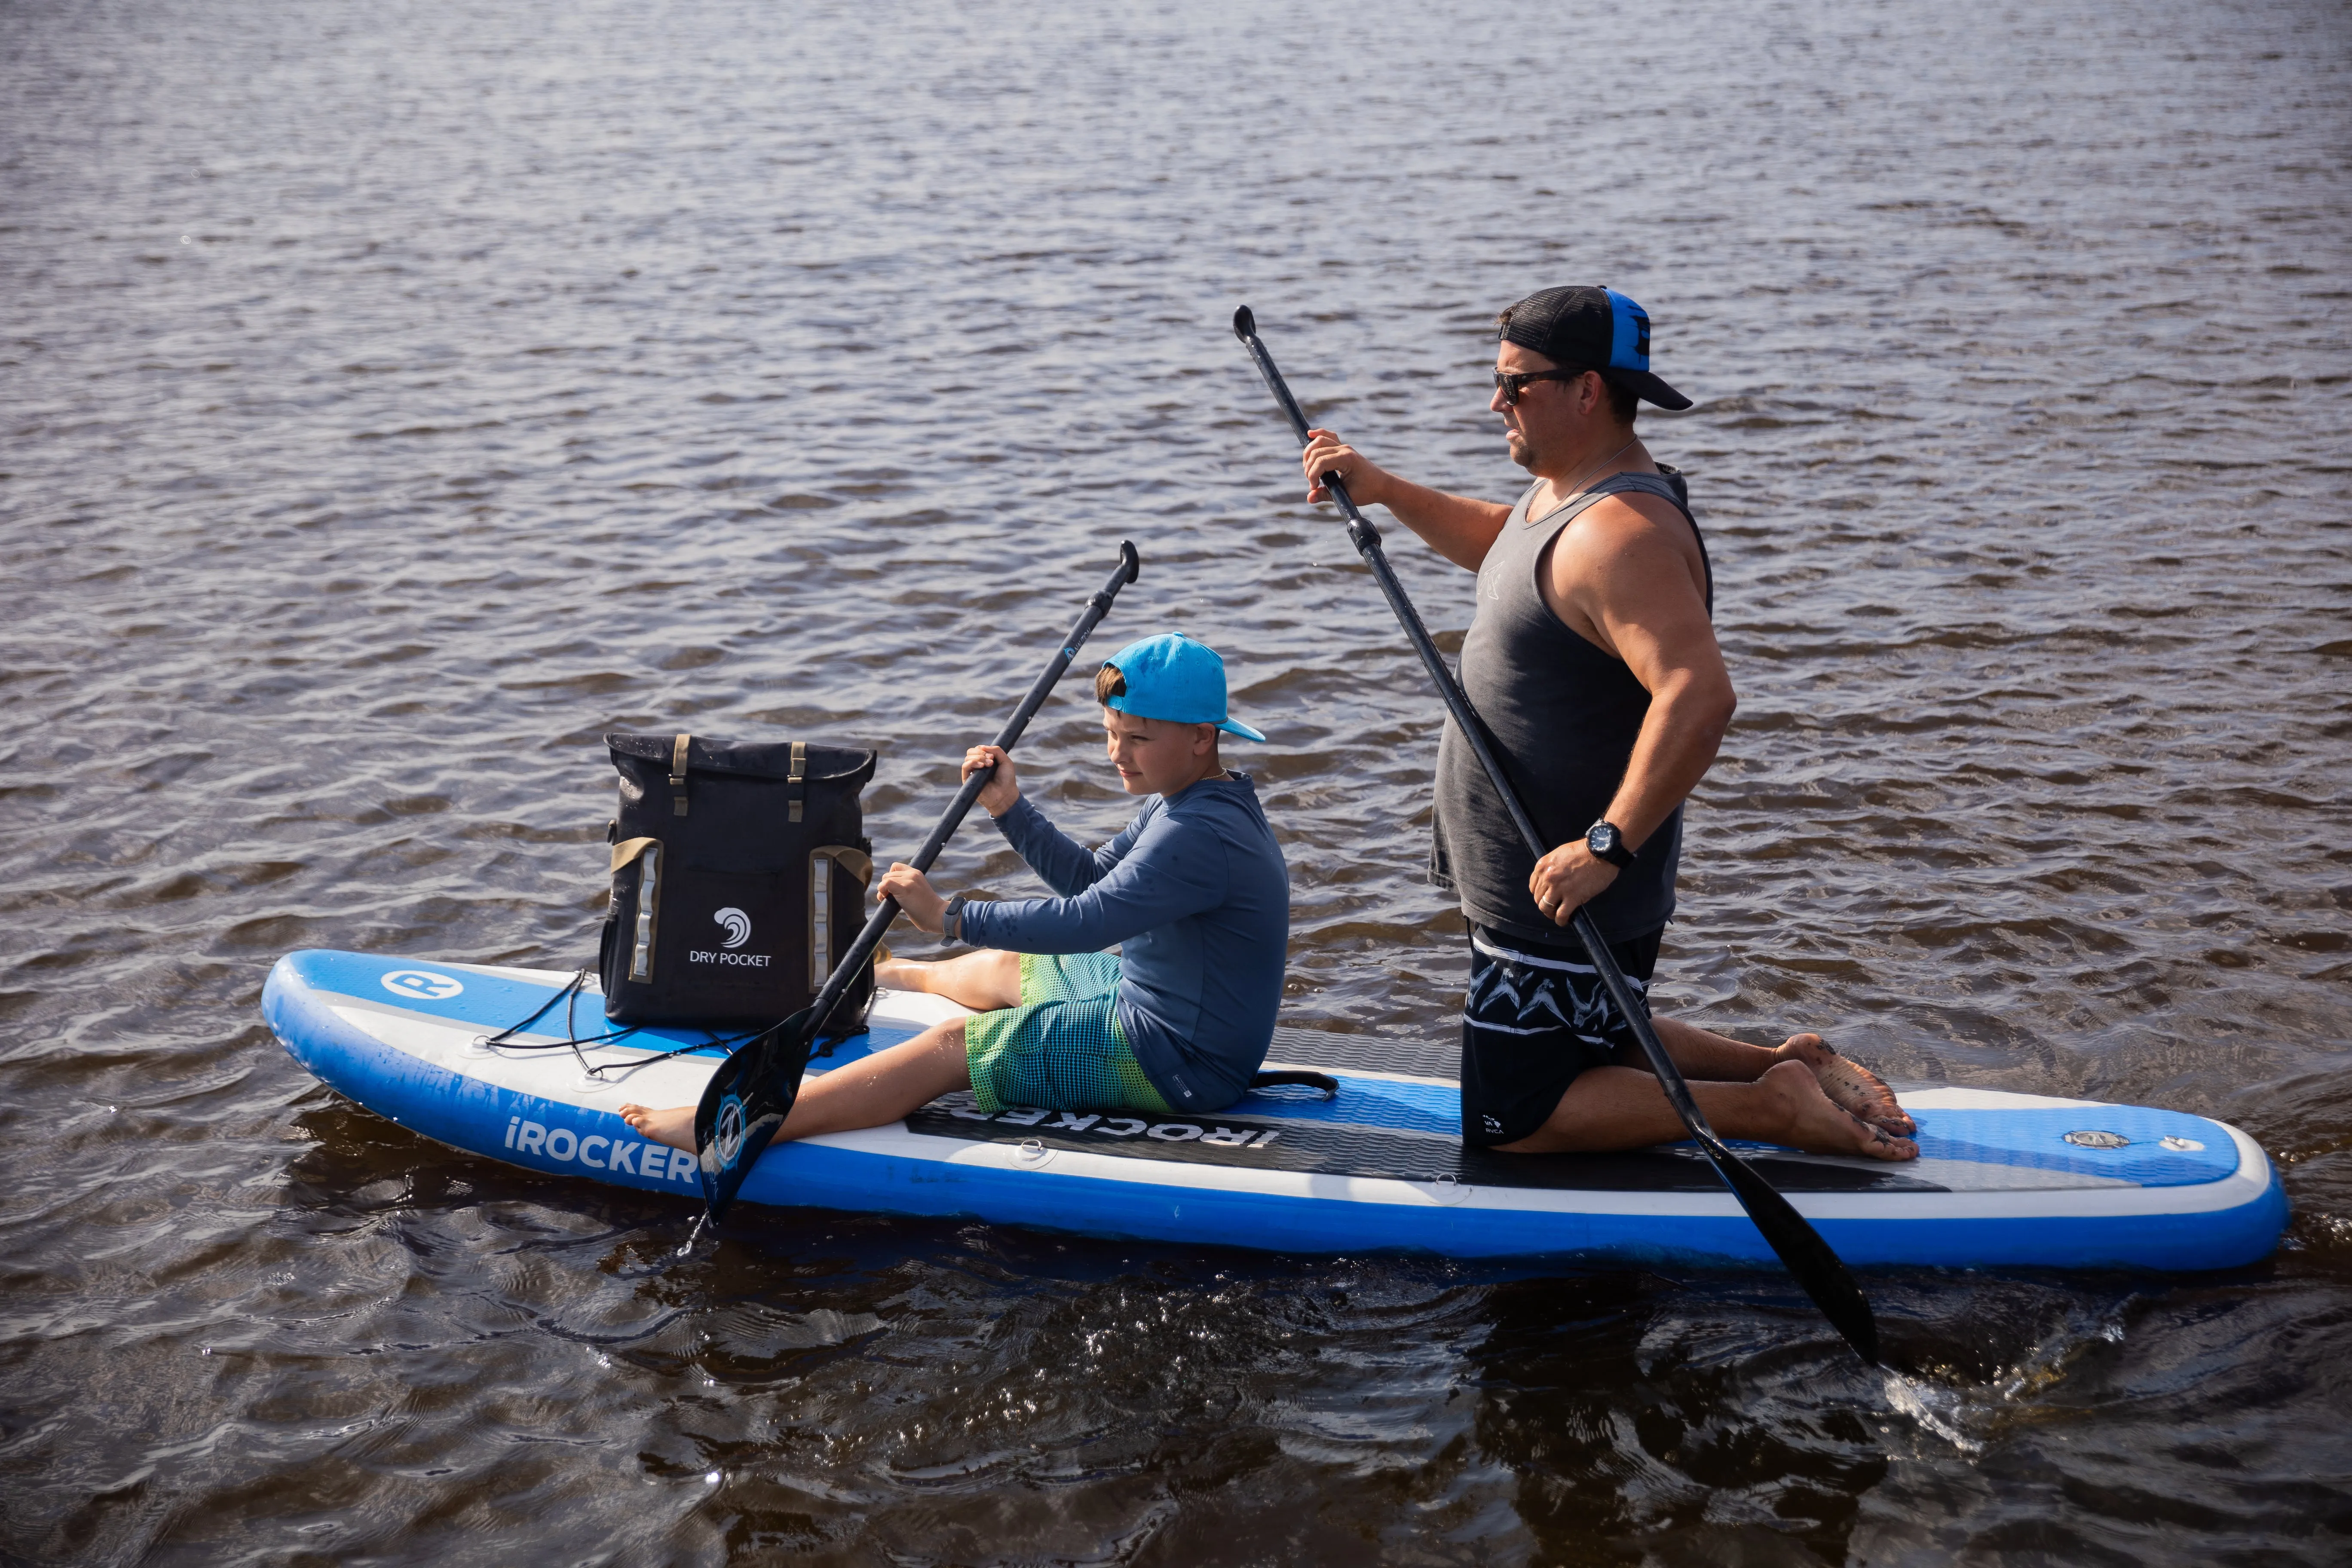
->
[467, 967, 802, 1087]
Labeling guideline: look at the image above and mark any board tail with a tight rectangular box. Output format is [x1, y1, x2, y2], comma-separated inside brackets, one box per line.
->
[692, 1007, 816, 1221]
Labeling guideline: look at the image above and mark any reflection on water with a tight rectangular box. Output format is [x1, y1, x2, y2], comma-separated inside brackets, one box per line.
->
[3, 0, 2349, 1559]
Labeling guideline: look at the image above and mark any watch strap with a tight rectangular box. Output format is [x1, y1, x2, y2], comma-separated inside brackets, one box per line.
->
[1587, 820, 1636, 869]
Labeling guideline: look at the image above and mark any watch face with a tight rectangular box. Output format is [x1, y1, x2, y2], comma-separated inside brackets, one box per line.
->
[1588, 823, 1627, 864]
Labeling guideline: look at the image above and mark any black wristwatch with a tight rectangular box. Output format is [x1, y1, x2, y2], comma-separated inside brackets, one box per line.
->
[1585, 820, 1636, 869]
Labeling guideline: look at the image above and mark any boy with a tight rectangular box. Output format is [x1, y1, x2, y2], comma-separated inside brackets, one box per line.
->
[622, 632, 1289, 1152]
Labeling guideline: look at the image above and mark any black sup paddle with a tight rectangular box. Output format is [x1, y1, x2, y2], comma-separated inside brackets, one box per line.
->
[1231, 307, 1880, 1366]
[690, 540, 1143, 1225]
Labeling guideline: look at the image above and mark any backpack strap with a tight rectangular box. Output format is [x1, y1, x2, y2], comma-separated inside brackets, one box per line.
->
[811, 845, 872, 883]
[625, 840, 662, 981]
[609, 837, 666, 981]
[669, 733, 691, 817]
[808, 845, 872, 994]
[788, 740, 807, 824]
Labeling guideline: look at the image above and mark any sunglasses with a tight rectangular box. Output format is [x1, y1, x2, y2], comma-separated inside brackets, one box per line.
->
[1492, 366, 1597, 406]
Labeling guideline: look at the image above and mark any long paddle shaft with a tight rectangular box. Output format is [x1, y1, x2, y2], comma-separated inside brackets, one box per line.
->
[817, 537, 1143, 1040]
[691, 541, 1143, 1222]
[1231, 307, 1879, 1366]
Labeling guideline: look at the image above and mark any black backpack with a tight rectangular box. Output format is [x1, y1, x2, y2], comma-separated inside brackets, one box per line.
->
[598, 732, 879, 1030]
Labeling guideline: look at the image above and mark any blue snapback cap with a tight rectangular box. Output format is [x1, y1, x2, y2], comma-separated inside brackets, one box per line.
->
[1101, 632, 1266, 742]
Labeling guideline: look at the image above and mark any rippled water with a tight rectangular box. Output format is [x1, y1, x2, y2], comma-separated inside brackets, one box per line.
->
[5, 0, 2350, 1560]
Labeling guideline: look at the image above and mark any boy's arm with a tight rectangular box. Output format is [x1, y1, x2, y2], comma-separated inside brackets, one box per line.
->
[962, 816, 1224, 956]
[992, 794, 1148, 898]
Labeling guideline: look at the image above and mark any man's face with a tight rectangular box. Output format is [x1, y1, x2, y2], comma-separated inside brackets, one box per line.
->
[1102, 707, 1216, 797]
[1491, 342, 1599, 475]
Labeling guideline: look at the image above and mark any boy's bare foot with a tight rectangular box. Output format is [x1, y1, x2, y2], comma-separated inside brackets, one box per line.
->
[1758, 1060, 1919, 1161]
[1773, 1032, 1916, 1137]
[619, 1102, 698, 1153]
[873, 957, 925, 993]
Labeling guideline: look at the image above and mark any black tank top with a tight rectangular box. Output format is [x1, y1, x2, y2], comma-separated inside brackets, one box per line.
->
[1431, 467, 1713, 944]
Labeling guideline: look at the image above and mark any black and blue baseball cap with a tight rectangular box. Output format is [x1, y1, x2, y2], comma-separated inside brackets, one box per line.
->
[1497, 285, 1692, 411]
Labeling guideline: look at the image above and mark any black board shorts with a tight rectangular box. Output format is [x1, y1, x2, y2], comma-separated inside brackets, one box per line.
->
[1459, 924, 1663, 1148]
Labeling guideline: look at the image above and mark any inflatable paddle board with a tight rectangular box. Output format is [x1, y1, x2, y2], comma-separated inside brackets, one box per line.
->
[263, 949, 2286, 1271]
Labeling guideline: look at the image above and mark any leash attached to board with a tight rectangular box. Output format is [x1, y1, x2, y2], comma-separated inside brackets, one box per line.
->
[1230, 306, 1879, 1366]
[690, 541, 1144, 1225]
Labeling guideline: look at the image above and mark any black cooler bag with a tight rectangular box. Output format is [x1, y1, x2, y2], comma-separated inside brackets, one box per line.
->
[599, 732, 879, 1029]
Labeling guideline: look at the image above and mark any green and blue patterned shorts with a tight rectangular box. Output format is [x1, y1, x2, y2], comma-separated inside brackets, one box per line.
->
[963, 952, 1171, 1115]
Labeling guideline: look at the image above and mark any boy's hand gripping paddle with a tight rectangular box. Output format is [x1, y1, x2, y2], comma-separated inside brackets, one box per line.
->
[1232, 306, 1880, 1367]
[690, 542, 1142, 1225]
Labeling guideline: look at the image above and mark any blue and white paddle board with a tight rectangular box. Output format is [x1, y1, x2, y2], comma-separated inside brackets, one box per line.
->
[263, 949, 2286, 1271]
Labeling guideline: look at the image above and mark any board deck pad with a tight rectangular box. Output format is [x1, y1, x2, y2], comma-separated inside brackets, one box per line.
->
[904, 1093, 1951, 1194]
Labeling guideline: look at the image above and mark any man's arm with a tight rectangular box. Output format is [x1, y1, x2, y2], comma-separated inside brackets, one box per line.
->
[1299, 428, 1510, 572]
[1527, 495, 1736, 925]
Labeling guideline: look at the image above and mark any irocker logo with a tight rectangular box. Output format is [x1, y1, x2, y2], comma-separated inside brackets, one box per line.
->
[939, 1094, 1285, 1151]
[381, 969, 465, 1002]
[712, 1096, 746, 1168]
[691, 907, 770, 967]
[504, 1115, 698, 1184]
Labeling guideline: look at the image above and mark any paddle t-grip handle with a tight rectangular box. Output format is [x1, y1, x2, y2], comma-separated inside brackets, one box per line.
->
[1234, 306, 1384, 554]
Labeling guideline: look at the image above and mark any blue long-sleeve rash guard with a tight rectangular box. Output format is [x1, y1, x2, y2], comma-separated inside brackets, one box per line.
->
[957, 773, 1290, 1112]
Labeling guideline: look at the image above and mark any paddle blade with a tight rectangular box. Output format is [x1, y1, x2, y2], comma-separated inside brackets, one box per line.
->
[1704, 1144, 1880, 1366]
[692, 1008, 816, 1224]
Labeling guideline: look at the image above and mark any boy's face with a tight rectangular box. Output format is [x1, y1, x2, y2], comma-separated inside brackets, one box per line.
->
[1102, 707, 1218, 797]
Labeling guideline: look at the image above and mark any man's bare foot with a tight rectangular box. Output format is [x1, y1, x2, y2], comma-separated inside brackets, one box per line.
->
[1773, 1032, 1916, 1137]
[618, 1102, 698, 1153]
[1757, 1060, 1918, 1161]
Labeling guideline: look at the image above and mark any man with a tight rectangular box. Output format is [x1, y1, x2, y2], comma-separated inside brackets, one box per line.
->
[622, 632, 1289, 1152]
[1298, 285, 1916, 1161]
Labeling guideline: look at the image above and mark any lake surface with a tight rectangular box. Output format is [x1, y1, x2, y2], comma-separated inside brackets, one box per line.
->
[4, 0, 2349, 1560]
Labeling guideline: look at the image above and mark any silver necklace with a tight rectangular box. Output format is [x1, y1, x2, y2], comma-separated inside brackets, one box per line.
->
[1556, 435, 1638, 503]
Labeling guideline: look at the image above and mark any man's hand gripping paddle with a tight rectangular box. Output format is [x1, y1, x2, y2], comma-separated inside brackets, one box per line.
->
[1231, 307, 1880, 1366]
[689, 541, 1143, 1226]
